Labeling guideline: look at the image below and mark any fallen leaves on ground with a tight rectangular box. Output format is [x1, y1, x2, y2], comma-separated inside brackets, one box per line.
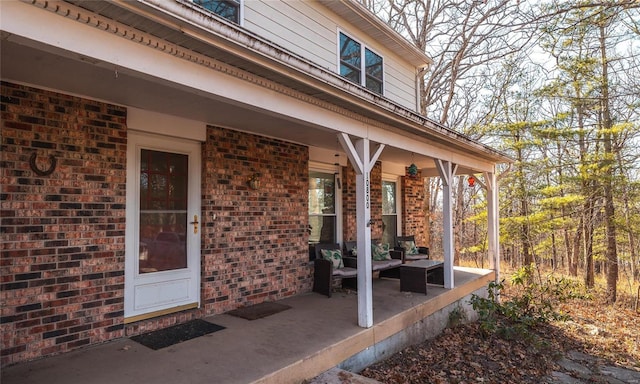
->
[361, 286, 639, 384]
[361, 321, 562, 384]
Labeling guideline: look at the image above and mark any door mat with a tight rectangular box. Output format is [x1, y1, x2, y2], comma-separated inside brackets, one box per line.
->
[130, 319, 225, 350]
[227, 302, 291, 320]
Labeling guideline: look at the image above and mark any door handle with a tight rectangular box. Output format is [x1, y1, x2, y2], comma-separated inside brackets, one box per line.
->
[189, 215, 199, 234]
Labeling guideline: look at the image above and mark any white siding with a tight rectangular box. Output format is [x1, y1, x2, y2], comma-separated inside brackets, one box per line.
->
[242, 0, 417, 111]
[243, 1, 336, 70]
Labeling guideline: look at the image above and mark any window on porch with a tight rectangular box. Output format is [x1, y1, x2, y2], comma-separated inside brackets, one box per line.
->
[308, 171, 337, 244]
[382, 179, 397, 246]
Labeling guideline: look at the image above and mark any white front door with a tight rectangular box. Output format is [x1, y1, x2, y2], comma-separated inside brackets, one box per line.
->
[124, 132, 201, 321]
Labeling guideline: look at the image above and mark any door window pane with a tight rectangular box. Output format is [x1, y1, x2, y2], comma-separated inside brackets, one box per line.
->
[139, 149, 188, 273]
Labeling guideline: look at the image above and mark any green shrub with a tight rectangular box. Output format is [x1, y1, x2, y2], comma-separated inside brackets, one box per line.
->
[447, 304, 468, 328]
[470, 264, 585, 340]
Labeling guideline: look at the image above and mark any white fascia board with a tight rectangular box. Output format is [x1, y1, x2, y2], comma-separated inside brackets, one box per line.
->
[365, 127, 495, 173]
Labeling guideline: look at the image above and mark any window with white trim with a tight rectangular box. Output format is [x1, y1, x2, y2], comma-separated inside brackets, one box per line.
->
[192, 0, 241, 24]
[309, 171, 337, 245]
[381, 179, 398, 246]
[339, 32, 384, 95]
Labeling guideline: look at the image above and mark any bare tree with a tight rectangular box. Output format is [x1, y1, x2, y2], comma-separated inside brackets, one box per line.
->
[360, 0, 535, 131]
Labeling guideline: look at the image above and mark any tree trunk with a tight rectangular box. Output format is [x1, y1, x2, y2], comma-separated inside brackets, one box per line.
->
[571, 217, 582, 277]
[599, 23, 618, 303]
[584, 196, 595, 288]
[617, 151, 637, 283]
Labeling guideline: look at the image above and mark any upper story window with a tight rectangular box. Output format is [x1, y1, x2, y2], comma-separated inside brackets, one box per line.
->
[192, 0, 240, 24]
[339, 32, 384, 95]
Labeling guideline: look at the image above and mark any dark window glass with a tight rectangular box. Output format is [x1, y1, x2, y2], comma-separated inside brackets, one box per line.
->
[382, 181, 397, 246]
[309, 171, 337, 244]
[365, 48, 383, 94]
[339, 33, 383, 95]
[193, 0, 240, 24]
[340, 33, 361, 84]
[138, 149, 189, 273]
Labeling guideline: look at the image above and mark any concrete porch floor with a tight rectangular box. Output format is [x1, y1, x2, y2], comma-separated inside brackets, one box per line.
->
[2, 267, 494, 384]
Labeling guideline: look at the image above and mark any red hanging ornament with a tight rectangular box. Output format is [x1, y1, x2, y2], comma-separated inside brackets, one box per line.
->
[468, 176, 475, 187]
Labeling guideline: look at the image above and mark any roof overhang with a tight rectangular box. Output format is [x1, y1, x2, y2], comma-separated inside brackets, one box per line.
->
[1, 0, 512, 171]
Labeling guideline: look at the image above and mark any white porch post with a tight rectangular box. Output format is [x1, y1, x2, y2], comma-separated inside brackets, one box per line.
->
[338, 133, 384, 328]
[435, 159, 457, 289]
[484, 171, 500, 281]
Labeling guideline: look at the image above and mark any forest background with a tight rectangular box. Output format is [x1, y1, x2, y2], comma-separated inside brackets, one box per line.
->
[359, 0, 639, 306]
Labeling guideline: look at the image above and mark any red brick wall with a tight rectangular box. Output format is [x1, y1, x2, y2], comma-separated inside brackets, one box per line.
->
[401, 171, 428, 246]
[201, 126, 310, 313]
[342, 161, 383, 241]
[0, 82, 427, 366]
[1, 85, 314, 366]
[1, 82, 127, 366]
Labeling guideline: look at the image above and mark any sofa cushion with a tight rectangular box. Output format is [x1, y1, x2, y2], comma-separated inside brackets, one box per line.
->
[399, 240, 419, 255]
[371, 260, 391, 270]
[333, 267, 357, 277]
[371, 258, 402, 271]
[387, 259, 402, 267]
[321, 248, 344, 269]
[405, 253, 429, 261]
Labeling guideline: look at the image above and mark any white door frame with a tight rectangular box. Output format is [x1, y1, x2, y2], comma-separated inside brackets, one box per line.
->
[124, 131, 201, 321]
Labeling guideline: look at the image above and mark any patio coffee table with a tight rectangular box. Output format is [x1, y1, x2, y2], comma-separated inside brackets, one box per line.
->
[400, 259, 445, 294]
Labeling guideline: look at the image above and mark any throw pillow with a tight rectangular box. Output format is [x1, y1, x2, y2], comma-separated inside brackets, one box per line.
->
[372, 243, 391, 261]
[321, 248, 344, 269]
[399, 240, 419, 255]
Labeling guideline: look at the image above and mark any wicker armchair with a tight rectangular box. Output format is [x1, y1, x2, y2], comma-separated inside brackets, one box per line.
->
[395, 235, 429, 262]
[312, 243, 357, 297]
